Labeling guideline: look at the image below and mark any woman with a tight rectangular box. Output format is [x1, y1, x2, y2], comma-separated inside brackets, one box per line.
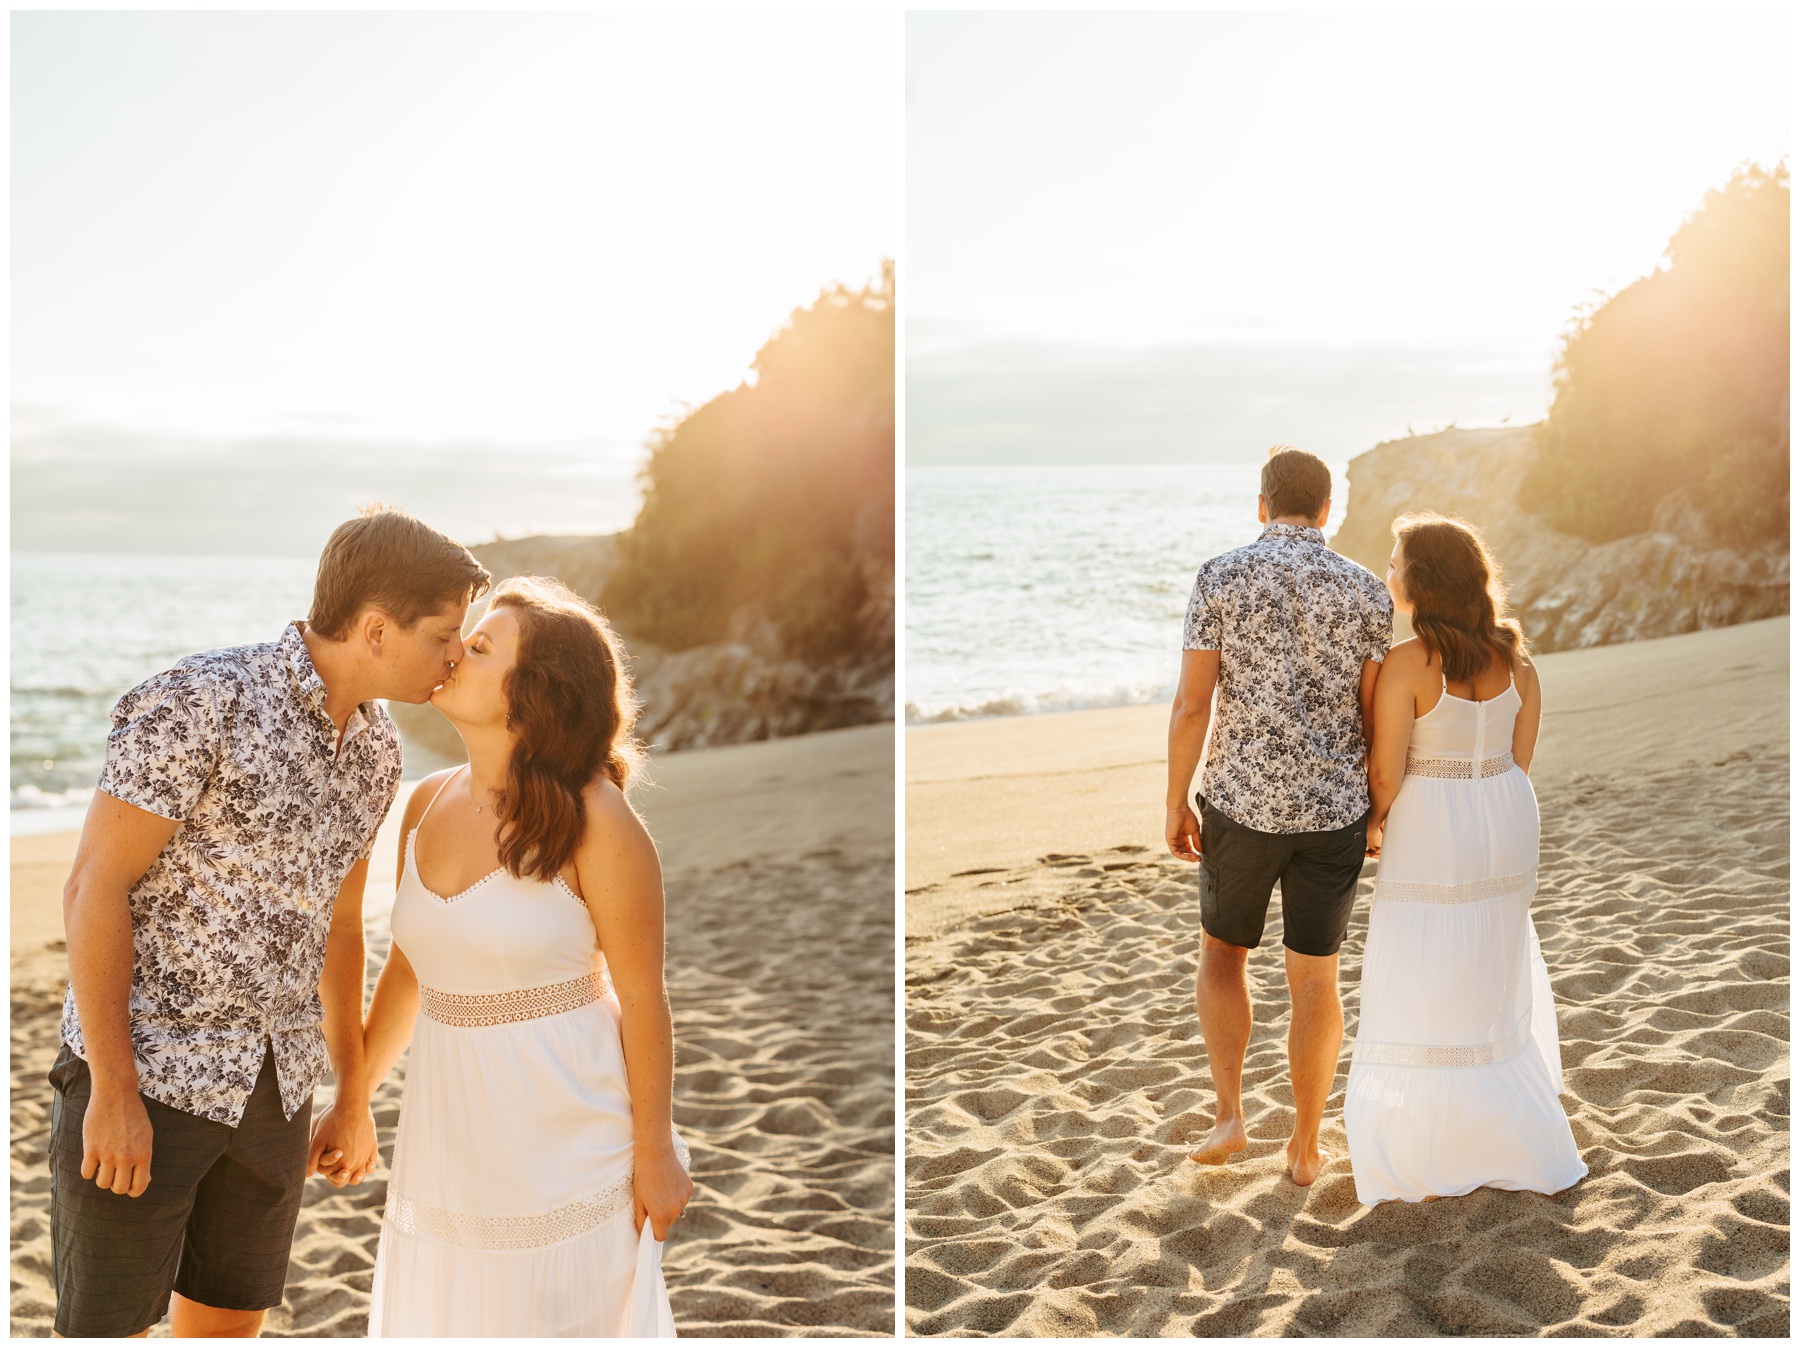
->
[360, 575, 693, 1336]
[1345, 514, 1585, 1205]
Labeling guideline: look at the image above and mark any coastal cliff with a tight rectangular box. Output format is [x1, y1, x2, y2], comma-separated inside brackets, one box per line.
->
[388, 270, 894, 762]
[386, 528, 895, 760]
[1330, 425, 1790, 652]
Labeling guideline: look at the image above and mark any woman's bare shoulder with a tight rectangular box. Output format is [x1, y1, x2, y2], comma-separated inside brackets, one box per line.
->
[401, 767, 460, 827]
[1382, 637, 1432, 678]
[1512, 644, 1541, 688]
[577, 777, 661, 869]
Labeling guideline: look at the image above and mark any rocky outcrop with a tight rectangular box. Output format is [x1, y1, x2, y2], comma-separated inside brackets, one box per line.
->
[1331, 426, 1789, 652]
[627, 497, 893, 748]
[386, 529, 895, 758]
[628, 621, 894, 751]
[470, 534, 621, 603]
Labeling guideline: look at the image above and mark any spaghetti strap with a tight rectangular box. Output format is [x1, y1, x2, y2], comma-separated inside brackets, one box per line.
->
[413, 765, 465, 836]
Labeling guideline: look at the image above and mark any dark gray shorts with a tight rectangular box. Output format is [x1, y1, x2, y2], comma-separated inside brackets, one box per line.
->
[48, 1041, 311, 1338]
[1196, 796, 1368, 957]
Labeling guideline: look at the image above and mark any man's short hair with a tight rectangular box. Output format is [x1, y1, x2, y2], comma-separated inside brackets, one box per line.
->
[308, 504, 491, 640]
[1260, 445, 1332, 520]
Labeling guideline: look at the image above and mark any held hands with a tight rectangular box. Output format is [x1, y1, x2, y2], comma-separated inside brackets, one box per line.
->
[82, 1084, 155, 1198]
[1166, 804, 1201, 862]
[633, 1143, 694, 1242]
[307, 1097, 379, 1188]
[1365, 818, 1384, 859]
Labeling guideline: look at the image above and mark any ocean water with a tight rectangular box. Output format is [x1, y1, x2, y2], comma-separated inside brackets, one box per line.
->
[905, 462, 1348, 723]
[11, 552, 318, 830]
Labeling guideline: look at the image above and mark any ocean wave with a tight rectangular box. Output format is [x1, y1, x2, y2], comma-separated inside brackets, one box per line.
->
[905, 678, 1175, 725]
[11, 784, 96, 811]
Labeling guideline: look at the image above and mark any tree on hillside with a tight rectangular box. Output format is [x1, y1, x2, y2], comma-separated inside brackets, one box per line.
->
[603, 262, 895, 662]
[1519, 164, 1789, 546]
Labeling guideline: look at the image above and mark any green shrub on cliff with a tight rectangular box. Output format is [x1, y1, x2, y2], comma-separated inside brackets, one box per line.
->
[603, 263, 894, 661]
[1520, 164, 1789, 546]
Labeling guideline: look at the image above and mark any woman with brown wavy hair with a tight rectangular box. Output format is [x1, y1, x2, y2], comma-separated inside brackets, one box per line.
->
[357, 575, 693, 1336]
[1344, 514, 1585, 1206]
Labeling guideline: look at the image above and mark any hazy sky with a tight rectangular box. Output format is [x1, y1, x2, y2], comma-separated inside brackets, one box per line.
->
[908, 9, 1789, 465]
[13, 11, 896, 550]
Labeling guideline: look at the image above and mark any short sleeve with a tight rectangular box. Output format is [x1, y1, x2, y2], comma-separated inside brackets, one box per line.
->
[96, 667, 225, 822]
[356, 752, 404, 862]
[1364, 582, 1395, 663]
[1183, 568, 1222, 650]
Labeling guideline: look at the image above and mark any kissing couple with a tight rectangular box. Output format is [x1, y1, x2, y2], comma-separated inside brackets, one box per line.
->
[50, 505, 692, 1337]
[1165, 447, 1586, 1203]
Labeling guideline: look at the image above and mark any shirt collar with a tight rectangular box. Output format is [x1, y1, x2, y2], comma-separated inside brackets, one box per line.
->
[1259, 522, 1326, 545]
[281, 621, 329, 711]
[282, 621, 376, 744]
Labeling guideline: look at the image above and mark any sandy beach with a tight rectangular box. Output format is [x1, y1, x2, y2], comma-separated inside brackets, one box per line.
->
[11, 721, 895, 1337]
[905, 618, 1789, 1336]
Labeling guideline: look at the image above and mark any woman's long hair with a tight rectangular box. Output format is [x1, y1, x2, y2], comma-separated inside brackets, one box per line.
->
[1392, 513, 1526, 684]
[489, 576, 643, 881]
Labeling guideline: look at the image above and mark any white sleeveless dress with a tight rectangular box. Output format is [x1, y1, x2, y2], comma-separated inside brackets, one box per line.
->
[368, 780, 687, 1336]
[1344, 670, 1586, 1205]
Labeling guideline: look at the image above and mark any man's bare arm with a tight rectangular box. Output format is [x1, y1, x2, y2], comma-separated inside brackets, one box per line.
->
[308, 857, 378, 1186]
[1166, 649, 1221, 860]
[1359, 659, 1381, 763]
[62, 790, 182, 1198]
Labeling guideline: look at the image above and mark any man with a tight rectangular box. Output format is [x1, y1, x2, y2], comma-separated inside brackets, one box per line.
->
[52, 505, 490, 1338]
[1165, 446, 1393, 1187]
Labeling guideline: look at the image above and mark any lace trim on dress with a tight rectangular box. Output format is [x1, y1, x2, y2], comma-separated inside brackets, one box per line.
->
[1375, 868, 1537, 907]
[419, 972, 610, 1028]
[1353, 1017, 1532, 1069]
[382, 1134, 692, 1252]
[384, 1172, 636, 1250]
[1406, 750, 1515, 780]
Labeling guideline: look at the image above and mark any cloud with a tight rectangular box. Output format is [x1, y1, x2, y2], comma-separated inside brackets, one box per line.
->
[10, 408, 645, 555]
[906, 331, 1554, 465]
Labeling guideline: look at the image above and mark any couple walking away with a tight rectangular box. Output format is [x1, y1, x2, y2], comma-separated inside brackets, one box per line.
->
[1166, 447, 1586, 1204]
[50, 505, 692, 1338]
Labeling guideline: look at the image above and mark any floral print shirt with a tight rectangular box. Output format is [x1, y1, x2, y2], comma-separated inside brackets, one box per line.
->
[1183, 523, 1393, 834]
[61, 622, 402, 1125]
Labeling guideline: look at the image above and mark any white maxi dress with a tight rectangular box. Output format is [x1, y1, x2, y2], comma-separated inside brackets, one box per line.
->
[1344, 671, 1587, 1205]
[369, 781, 687, 1336]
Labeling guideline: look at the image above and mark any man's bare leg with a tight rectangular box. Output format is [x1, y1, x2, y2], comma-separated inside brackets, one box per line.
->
[1189, 933, 1253, 1164]
[1283, 947, 1342, 1186]
[170, 1294, 267, 1338]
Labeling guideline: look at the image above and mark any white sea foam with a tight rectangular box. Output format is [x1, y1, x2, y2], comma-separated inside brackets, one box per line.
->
[11, 784, 94, 811]
[905, 675, 1176, 725]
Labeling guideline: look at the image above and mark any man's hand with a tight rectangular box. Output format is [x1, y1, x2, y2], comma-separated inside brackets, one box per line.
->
[1365, 819, 1384, 858]
[307, 1098, 378, 1187]
[1166, 804, 1201, 861]
[82, 1083, 154, 1197]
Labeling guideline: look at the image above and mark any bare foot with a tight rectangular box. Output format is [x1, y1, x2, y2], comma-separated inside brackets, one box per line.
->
[1285, 1140, 1331, 1186]
[1187, 1116, 1248, 1165]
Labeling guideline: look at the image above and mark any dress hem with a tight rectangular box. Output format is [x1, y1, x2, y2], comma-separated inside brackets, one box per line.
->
[1354, 1160, 1589, 1208]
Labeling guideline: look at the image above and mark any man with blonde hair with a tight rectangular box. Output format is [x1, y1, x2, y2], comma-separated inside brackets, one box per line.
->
[1165, 446, 1393, 1187]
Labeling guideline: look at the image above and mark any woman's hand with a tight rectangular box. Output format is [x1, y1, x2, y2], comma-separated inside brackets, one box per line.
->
[633, 1144, 694, 1241]
[1365, 818, 1384, 859]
